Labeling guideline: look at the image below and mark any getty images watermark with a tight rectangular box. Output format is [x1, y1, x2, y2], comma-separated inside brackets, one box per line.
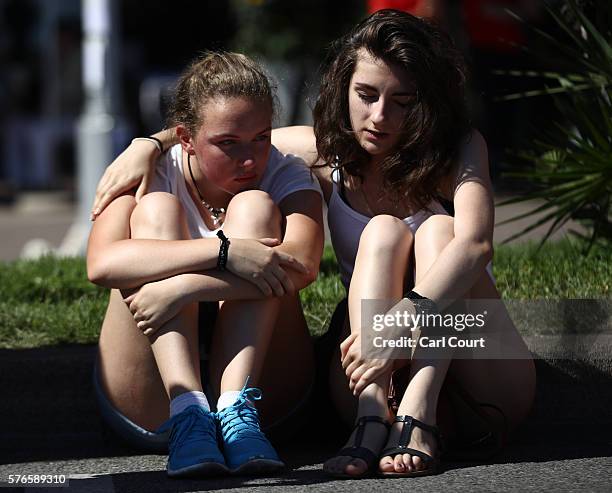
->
[361, 298, 612, 360]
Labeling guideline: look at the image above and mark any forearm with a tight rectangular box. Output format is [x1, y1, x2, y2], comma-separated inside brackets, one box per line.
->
[274, 240, 322, 290]
[88, 238, 220, 289]
[412, 238, 493, 309]
[176, 271, 270, 303]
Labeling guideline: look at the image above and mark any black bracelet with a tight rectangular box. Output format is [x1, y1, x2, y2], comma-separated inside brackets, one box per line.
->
[216, 230, 230, 271]
[148, 136, 164, 153]
[405, 290, 439, 316]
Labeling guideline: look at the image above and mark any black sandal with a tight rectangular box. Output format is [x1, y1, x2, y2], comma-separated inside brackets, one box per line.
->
[379, 415, 442, 477]
[325, 415, 390, 479]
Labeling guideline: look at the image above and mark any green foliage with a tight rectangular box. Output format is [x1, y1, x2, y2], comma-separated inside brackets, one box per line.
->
[300, 246, 345, 337]
[498, 0, 612, 249]
[0, 240, 610, 348]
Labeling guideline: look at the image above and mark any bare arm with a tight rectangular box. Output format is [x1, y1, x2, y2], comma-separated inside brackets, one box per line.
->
[92, 125, 335, 217]
[412, 130, 494, 308]
[126, 189, 323, 334]
[87, 193, 307, 291]
[272, 125, 334, 202]
[86, 194, 220, 288]
[162, 190, 324, 301]
[274, 189, 324, 289]
[91, 129, 179, 218]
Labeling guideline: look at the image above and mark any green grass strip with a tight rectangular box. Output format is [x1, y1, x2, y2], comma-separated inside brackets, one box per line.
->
[0, 239, 609, 349]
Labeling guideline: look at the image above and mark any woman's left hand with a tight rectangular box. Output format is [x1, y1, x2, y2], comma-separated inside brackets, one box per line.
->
[340, 332, 394, 396]
[123, 277, 187, 337]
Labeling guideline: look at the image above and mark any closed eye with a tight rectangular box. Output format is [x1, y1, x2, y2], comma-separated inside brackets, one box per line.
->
[358, 92, 377, 104]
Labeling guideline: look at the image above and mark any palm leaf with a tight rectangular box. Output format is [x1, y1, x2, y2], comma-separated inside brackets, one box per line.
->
[498, 0, 612, 248]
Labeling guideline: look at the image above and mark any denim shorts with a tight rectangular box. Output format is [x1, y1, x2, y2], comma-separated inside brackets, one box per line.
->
[93, 301, 314, 452]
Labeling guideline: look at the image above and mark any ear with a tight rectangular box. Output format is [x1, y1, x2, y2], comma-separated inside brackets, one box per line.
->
[176, 125, 196, 154]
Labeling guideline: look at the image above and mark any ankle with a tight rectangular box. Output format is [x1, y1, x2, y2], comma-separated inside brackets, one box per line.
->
[396, 405, 436, 425]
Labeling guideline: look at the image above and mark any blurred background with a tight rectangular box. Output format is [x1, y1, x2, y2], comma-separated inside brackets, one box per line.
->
[0, 0, 584, 258]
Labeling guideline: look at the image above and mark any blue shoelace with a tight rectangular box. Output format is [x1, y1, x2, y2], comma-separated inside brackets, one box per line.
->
[217, 379, 267, 445]
[158, 406, 217, 450]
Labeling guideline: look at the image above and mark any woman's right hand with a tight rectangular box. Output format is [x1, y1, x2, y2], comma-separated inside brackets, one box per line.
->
[90, 139, 159, 220]
[227, 238, 310, 297]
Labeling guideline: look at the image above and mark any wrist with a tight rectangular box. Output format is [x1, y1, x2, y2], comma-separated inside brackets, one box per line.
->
[131, 137, 164, 155]
[404, 290, 439, 315]
[173, 274, 195, 304]
[216, 230, 230, 271]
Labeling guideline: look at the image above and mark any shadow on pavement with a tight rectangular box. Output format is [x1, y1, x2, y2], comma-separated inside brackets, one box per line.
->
[2, 345, 612, 468]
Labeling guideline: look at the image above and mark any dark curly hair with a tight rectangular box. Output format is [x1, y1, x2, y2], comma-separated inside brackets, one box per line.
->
[313, 9, 470, 210]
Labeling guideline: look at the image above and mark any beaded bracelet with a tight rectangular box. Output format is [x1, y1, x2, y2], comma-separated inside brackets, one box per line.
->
[216, 230, 230, 271]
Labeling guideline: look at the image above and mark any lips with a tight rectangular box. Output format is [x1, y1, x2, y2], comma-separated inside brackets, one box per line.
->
[364, 129, 390, 140]
[235, 174, 257, 182]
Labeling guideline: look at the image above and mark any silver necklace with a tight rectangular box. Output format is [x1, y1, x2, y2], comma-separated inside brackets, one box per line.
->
[187, 154, 226, 227]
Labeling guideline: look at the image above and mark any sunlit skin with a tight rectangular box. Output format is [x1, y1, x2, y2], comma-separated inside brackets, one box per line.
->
[177, 97, 273, 210]
[348, 50, 417, 165]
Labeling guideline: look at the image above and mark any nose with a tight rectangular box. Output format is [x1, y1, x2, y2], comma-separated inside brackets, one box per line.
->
[370, 99, 389, 125]
[241, 157, 256, 169]
[236, 143, 256, 168]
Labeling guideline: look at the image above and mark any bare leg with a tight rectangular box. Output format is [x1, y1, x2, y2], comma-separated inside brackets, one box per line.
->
[379, 215, 536, 474]
[324, 215, 413, 477]
[97, 192, 202, 432]
[209, 191, 314, 426]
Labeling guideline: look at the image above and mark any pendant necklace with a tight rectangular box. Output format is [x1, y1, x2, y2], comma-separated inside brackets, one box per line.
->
[187, 154, 226, 227]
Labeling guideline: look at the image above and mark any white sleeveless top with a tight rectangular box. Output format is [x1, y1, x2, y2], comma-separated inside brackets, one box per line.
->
[150, 144, 322, 239]
[327, 168, 493, 288]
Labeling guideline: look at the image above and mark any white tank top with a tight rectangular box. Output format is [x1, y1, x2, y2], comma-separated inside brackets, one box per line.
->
[326, 168, 493, 289]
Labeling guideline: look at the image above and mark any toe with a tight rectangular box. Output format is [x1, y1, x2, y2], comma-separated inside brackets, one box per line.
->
[393, 454, 406, 473]
[412, 454, 424, 471]
[344, 458, 367, 477]
[402, 453, 412, 471]
[379, 455, 395, 473]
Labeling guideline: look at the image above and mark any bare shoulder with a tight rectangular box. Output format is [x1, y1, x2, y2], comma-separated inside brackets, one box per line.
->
[459, 129, 489, 173]
[448, 130, 490, 195]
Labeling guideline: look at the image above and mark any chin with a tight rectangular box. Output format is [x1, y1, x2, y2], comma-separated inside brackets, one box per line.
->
[361, 141, 389, 156]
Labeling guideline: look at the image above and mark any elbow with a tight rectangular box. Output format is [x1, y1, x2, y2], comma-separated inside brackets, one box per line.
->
[459, 237, 493, 269]
[294, 261, 319, 291]
[476, 239, 493, 266]
[305, 261, 320, 286]
[87, 256, 112, 287]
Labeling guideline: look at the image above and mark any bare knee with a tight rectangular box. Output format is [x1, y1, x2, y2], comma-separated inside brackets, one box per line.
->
[130, 192, 188, 239]
[358, 214, 413, 256]
[224, 190, 281, 237]
[415, 214, 454, 247]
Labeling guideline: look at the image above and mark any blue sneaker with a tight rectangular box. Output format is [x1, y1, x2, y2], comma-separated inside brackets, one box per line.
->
[157, 405, 229, 478]
[216, 380, 285, 475]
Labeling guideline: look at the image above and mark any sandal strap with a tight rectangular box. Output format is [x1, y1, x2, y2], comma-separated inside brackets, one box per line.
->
[393, 415, 441, 450]
[380, 446, 436, 464]
[353, 415, 390, 448]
